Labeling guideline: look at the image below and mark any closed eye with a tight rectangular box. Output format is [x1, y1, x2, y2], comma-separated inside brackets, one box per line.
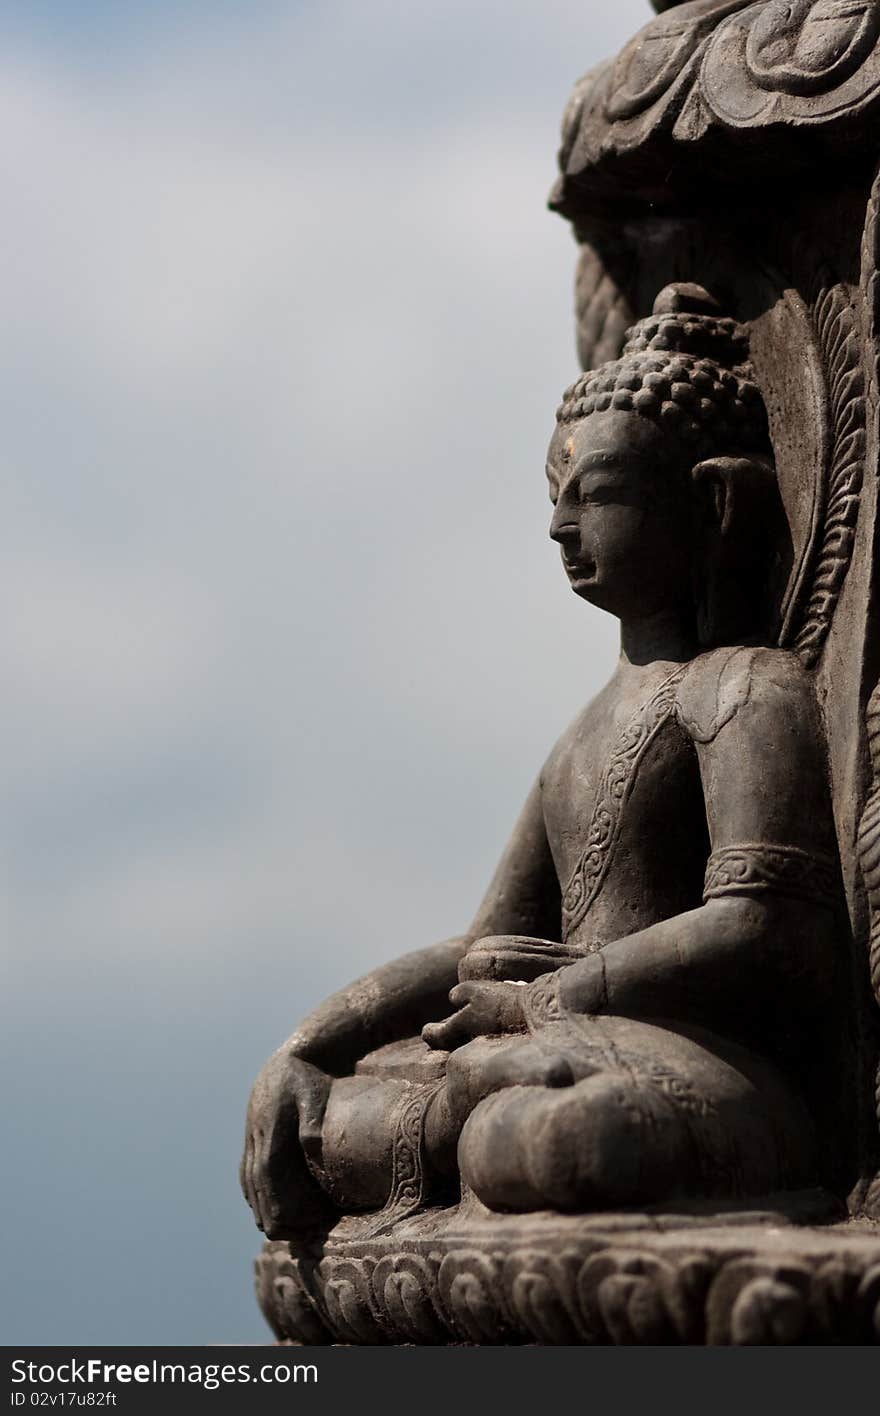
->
[579, 485, 616, 506]
[578, 474, 626, 505]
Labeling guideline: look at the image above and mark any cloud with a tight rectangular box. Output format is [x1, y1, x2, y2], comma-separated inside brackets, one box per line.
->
[2, 6, 633, 969]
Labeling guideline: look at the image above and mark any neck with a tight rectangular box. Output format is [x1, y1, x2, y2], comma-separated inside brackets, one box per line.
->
[619, 609, 696, 667]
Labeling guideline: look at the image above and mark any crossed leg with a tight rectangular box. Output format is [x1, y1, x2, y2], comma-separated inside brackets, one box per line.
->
[318, 1015, 817, 1215]
[445, 1017, 818, 1212]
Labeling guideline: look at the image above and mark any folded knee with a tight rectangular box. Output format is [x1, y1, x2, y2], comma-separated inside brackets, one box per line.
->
[458, 1075, 686, 1213]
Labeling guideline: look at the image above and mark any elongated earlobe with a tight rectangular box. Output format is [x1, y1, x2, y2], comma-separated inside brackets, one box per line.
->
[690, 456, 774, 537]
[688, 455, 782, 647]
[685, 455, 770, 538]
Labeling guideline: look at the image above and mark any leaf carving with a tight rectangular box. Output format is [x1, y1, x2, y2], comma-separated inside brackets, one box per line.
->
[789, 277, 865, 666]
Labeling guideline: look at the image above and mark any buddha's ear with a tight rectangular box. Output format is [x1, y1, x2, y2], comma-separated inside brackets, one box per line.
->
[688, 458, 753, 535]
[688, 454, 781, 648]
[689, 456, 773, 537]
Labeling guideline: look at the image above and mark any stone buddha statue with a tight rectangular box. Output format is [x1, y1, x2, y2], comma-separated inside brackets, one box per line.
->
[241, 284, 850, 1241]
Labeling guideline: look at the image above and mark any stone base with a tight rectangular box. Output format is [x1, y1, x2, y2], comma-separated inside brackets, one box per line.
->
[255, 1196, 880, 1345]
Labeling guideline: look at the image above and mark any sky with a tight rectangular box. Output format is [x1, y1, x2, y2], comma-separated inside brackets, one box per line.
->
[2, 0, 649, 1344]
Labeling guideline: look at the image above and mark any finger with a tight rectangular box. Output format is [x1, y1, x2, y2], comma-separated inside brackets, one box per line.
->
[422, 1018, 454, 1049]
[240, 1130, 252, 1206]
[239, 1132, 250, 1201]
[258, 1126, 292, 1236]
[465, 947, 566, 983]
[295, 1074, 330, 1160]
[494, 952, 563, 982]
[243, 1128, 264, 1231]
[244, 1129, 257, 1216]
[253, 1126, 271, 1233]
[458, 952, 497, 981]
[423, 1008, 471, 1050]
[448, 983, 476, 1008]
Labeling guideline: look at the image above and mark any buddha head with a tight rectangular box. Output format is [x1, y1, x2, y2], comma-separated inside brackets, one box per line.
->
[546, 283, 786, 647]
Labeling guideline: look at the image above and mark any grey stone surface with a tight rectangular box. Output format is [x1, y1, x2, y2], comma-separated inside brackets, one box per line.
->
[256, 1204, 880, 1345]
[241, 0, 880, 1342]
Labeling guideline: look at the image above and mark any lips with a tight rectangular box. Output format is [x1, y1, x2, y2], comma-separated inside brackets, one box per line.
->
[563, 554, 596, 584]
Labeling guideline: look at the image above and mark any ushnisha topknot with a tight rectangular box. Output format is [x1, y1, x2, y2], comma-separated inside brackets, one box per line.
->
[556, 283, 770, 457]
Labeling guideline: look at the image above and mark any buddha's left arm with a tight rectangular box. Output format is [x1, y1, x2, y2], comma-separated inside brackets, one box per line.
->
[556, 649, 841, 1030]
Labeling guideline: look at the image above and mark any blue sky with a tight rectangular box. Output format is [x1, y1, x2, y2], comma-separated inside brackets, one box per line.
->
[2, 0, 648, 1343]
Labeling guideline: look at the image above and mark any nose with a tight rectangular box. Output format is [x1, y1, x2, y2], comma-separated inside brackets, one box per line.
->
[549, 501, 580, 547]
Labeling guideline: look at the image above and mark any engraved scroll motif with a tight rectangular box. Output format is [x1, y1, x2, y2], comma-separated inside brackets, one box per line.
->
[350, 1081, 442, 1240]
[561, 665, 688, 941]
[702, 843, 840, 904]
[521, 971, 564, 1029]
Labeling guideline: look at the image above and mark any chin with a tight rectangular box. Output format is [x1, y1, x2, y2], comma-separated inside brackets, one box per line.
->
[570, 578, 601, 605]
[569, 586, 603, 608]
[569, 576, 623, 615]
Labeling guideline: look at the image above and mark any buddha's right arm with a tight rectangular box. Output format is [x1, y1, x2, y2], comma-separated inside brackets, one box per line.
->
[286, 777, 560, 1073]
[285, 938, 470, 1075]
[242, 940, 470, 1235]
[242, 776, 559, 1235]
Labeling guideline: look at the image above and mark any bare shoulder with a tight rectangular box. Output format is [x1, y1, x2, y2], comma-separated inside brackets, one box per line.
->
[676, 645, 818, 745]
[542, 677, 617, 774]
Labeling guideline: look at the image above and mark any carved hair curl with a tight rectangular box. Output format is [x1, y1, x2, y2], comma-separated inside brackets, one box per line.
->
[556, 285, 770, 458]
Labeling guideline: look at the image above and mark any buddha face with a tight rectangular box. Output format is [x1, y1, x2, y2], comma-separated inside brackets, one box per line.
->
[546, 409, 695, 622]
